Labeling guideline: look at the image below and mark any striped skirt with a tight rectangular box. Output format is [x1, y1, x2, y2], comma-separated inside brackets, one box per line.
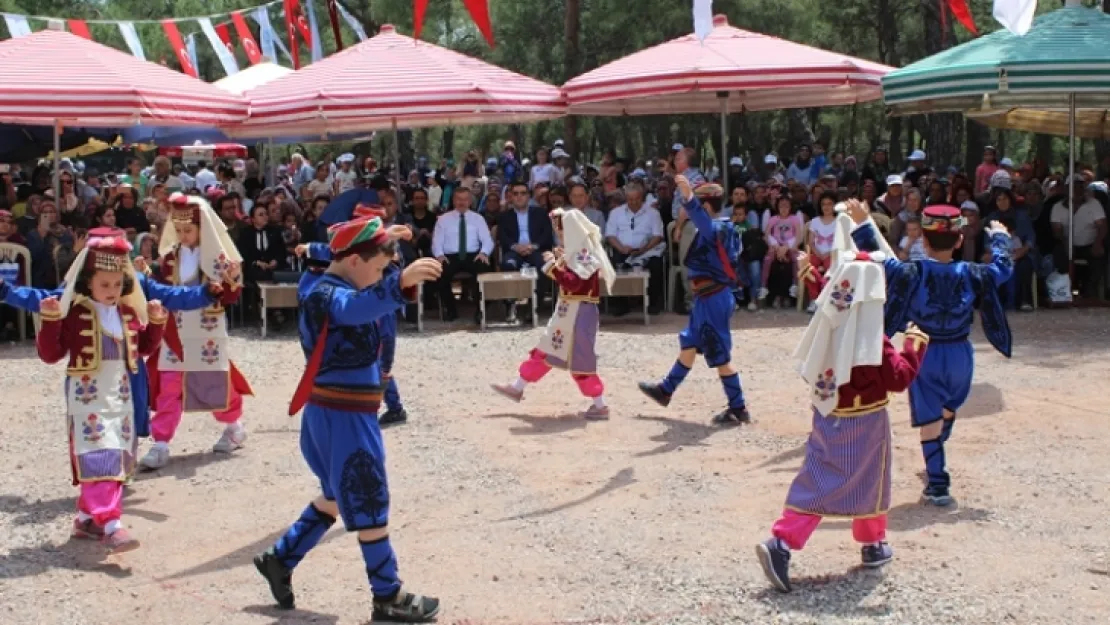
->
[784, 407, 892, 518]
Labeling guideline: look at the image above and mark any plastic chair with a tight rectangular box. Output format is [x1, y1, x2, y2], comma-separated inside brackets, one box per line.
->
[665, 222, 685, 312]
[0, 243, 32, 340]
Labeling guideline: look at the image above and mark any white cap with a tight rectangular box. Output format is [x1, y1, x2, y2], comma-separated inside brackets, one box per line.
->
[885, 174, 903, 186]
[908, 149, 926, 161]
[1090, 181, 1109, 193]
[999, 157, 1014, 168]
[764, 154, 778, 165]
[960, 200, 979, 212]
[671, 143, 684, 152]
[551, 148, 570, 159]
[990, 170, 1012, 189]
[553, 138, 565, 147]
[729, 156, 743, 166]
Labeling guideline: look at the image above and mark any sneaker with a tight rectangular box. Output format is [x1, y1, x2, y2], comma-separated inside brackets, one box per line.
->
[746, 301, 758, 312]
[102, 528, 140, 553]
[788, 284, 798, 298]
[806, 301, 818, 314]
[861, 541, 893, 568]
[1020, 303, 1034, 312]
[372, 589, 441, 623]
[711, 406, 752, 426]
[922, 485, 954, 507]
[755, 538, 792, 593]
[757, 287, 769, 300]
[72, 517, 104, 540]
[580, 405, 610, 420]
[490, 383, 524, 403]
[254, 549, 296, 610]
[379, 408, 408, 427]
[637, 381, 672, 407]
[139, 444, 170, 471]
[213, 423, 247, 453]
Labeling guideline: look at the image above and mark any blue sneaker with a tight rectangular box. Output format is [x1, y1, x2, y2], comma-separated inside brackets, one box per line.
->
[861, 541, 893, 568]
[922, 485, 954, 507]
[755, 538, 792, 592]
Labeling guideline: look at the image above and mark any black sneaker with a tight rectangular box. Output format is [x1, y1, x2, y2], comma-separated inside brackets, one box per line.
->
[637, 382, 672, 407]
[711, 406, 751, 426]
[922, 485, 954, 507]
[254, 549, 295, 610]
[755, 538, 792, 592]
[861, 541, 893, 568]
[379, 408, 408, 427]
[372, 589, 441, 623]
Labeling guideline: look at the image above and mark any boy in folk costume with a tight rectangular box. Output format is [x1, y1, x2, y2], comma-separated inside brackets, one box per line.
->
[490, 207, 616, 419]
[755, 230, 929, 592]
[254, 216, 443, 622]
[847, 200, 1012, 506]
[141, 194, 253, 470]
[638, 178, 751, 425]
[28, 235, 168, 552]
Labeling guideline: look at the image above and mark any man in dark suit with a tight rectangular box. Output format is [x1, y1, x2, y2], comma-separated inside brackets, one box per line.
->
[497, 180, 554, 320]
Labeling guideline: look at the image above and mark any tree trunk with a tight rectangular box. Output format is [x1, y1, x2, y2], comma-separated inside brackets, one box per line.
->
[441, 129, 455, 160]
[964, 119, 989, 175]
[563, 0, 581, 165]
[787, 109, 816, 149]
[875, 0, 902, 166]
[920, 0, 962, 169]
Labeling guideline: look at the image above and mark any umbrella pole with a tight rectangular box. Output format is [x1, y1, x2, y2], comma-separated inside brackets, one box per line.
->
[53, 121, 61, 201]
[266, 137, 275, 187]
[1069, 93, 1076, 264]
[391, 118, 402, 209]
[717, 92, 728, 192]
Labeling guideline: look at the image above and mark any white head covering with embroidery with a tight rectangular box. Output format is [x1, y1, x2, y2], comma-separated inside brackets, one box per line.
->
[159, 195, 242, 285]
[551, 207, 615, 290]
[831, 204, 896, 275]
[58, 236, 148, 326]
[792, 251, 887, 417]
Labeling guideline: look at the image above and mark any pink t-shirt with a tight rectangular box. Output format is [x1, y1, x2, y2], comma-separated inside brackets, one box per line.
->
[975, 163, 999, 194]
[765, 213, 804, 248]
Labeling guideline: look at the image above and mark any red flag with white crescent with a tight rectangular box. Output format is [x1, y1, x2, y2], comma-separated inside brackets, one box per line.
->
[461, 0, 494, 47]
[214, 22, 236, 56]
[282, 0, 302, 69]
[947, 0, 978, 35]
[413, 0, 430, 40]
[290, 1, 314, 48]
[67, 20, 92, 40]
[162, 20, 198, 78]
[231, 11, 263, 64]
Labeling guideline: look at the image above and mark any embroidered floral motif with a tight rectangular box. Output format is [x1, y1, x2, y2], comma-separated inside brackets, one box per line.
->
[82, 414, 105, 443]
[200, 312, 220, 331]
[120, 419, 132, 443]
[575, 248, 595, 268]
[118, 375, 131, 403]
[550, 329, 565, 350]
[813, 368, 837, 401]
[556, 300, 570, 318]
[200, 339, 220, 365]
[212, 252, 230, 276]
[74, 375, 98, 405]
[165, 348, 181, 364]
[829, 279, 855, 312]
[174, 311, 185, 328]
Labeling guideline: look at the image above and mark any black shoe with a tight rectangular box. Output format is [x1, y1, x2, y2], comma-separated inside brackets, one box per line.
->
[254, 549, 295, 610]
[861, 541, 894, 568]
[379, 408, 408, 427]
[372, 589, 441, 623]
[756, 538, 792, 592]
[711, 406, 751, 426]
[922, 484, 954, 507]
[637, 381, 672, 407]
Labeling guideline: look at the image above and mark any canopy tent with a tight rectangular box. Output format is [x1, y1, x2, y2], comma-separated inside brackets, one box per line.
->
[228, 24, 566, 139]
[563, 13, 893, 190]
[966, 108, 1110, 140]
[880, 0, 1107, 263]
[0, 124, 117, 162]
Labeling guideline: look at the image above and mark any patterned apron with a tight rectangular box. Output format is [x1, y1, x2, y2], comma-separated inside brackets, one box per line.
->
[67, 334, 136, 483]
[158, 289, 232, 412]
[536, 299, 600, 374]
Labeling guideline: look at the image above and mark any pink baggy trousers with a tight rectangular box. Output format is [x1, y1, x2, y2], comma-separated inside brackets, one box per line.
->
[78, 481, 123, 527]
[771, 508, 887, 551]
[519, 348, 604, 397]
[151, 371, 243, 444]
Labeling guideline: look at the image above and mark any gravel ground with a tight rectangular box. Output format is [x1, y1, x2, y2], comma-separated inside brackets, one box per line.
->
[1, 306, 1108, 625]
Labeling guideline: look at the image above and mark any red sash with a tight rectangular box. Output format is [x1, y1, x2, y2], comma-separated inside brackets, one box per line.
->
[288, 318, 329, 416]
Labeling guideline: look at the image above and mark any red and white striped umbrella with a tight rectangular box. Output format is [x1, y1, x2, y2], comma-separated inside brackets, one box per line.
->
[230, 24, 565, 139]
[563, 15, 893, 115]
[0, 30, 248, 127]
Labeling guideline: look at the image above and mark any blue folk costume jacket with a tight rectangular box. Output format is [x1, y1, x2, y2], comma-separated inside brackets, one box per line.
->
[0, 273, 217, 435]
[682, 196, 743, 288]
[851, 222, 1013, 358]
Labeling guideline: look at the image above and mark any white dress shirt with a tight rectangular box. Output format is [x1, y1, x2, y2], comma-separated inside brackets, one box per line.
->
[1051, 199, 1107, 248]
[432, 209, 495, 257]
[605, 204, 665, 262]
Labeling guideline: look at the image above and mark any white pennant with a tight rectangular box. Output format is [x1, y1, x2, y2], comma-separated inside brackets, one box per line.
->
[253, 6, 291, 63]
[992, 0, 1037, 36]
[119, 22, 146, 60]
[693, 0, 713, 42]
[305, 0, 324, 62]
[186, 34, 200, 77]
[335, 2, 367, 41]
[3, 14, 32, 38]
[198, 17, 239, 76]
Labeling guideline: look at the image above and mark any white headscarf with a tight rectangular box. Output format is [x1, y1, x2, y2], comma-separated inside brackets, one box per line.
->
[831, 203, 897, 275]
[159, 196, 242, 284]
[551, 208, 616, 290]
[58, 239, 148, 326]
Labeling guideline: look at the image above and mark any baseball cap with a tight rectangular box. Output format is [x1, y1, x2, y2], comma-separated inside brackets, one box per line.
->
[551, 148, 570, 159]
[729, 156, 743, 167]
[764, 154, 778, 165]
[908, 149, 926, 161]
[989, 170, 1012, 189]
[999, 157, 1014, 168]
[886, 174, 904, 186]
[671, 143, 684, 152]
[960, 200, 979, 212]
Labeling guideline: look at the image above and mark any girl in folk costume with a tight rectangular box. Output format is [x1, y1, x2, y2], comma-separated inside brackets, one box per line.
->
[34, 235, 168, 552]
[491, 208, 616, 419]
[755, 218, 929, 592]
[140, 194, 252, 470]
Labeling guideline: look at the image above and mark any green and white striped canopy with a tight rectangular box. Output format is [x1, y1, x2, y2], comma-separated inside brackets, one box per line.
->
[882, 5, 1110, 116]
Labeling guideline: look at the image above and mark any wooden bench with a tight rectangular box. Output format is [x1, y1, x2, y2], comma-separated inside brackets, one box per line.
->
[477, 271, 537, 331]
[605, 269, 651, 325]
[257, 282, 299, 338]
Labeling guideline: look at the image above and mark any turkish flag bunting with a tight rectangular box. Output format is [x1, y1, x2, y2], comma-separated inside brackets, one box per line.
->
[161, 20, 198, 78]
[947, 0, 978, 35]
[326, 0, 344, 52]
[413, 0, 429, 40]
[67, 20, 92, 40]
[283, 0, 302, 69]
[290, 1, 313, 48]
[231, 11, 263, 65]
[414, 0, 493, 47]
[214, 22, 236, 56]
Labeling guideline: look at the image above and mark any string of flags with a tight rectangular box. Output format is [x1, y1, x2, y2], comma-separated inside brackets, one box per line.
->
[0, 0, 370, 77]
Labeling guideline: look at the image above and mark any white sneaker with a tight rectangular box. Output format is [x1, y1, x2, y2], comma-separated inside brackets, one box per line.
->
[806, 301, 818, 314]
[213, 423, 247, 453]
[758, 287, 769, 300]
[139, 444, 170, 470]
[747, 301, 757, 312]
[788, 284, 798, 298]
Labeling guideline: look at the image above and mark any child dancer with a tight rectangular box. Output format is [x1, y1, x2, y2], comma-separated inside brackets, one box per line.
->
[254, 216, 443, 622]
[490, 207, 616, 419]
[755, 241, 928, 592]
[30, 235, 167, 551]
[141, 194, 252, 470]
[639, 178, 750, 425]
[848, 200, 1012, 506]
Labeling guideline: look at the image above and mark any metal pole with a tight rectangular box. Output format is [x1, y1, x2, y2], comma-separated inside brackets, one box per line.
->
[1069, 92, 1076, 263]
[266, 137, 275, 187]
[52, 121, 61, 201]
[718, 91, 729, 192]
[391, 118, 403, 209]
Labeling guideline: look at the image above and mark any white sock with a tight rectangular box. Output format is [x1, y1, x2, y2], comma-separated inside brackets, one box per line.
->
[511, 377, 527, 392]
[153, 442, 169, 452]
[77, 511, 93, 522]
[105, 519, 123, 534]
[592, 396, 607, 408]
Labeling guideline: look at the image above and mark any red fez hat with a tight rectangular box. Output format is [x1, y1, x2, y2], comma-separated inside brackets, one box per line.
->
[921, 205, 964, 233]
[353, 204, 387, 219]
[327, 216, 389, 255]
[169, 193, 201, 225]
[85, 235, 132, 273]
